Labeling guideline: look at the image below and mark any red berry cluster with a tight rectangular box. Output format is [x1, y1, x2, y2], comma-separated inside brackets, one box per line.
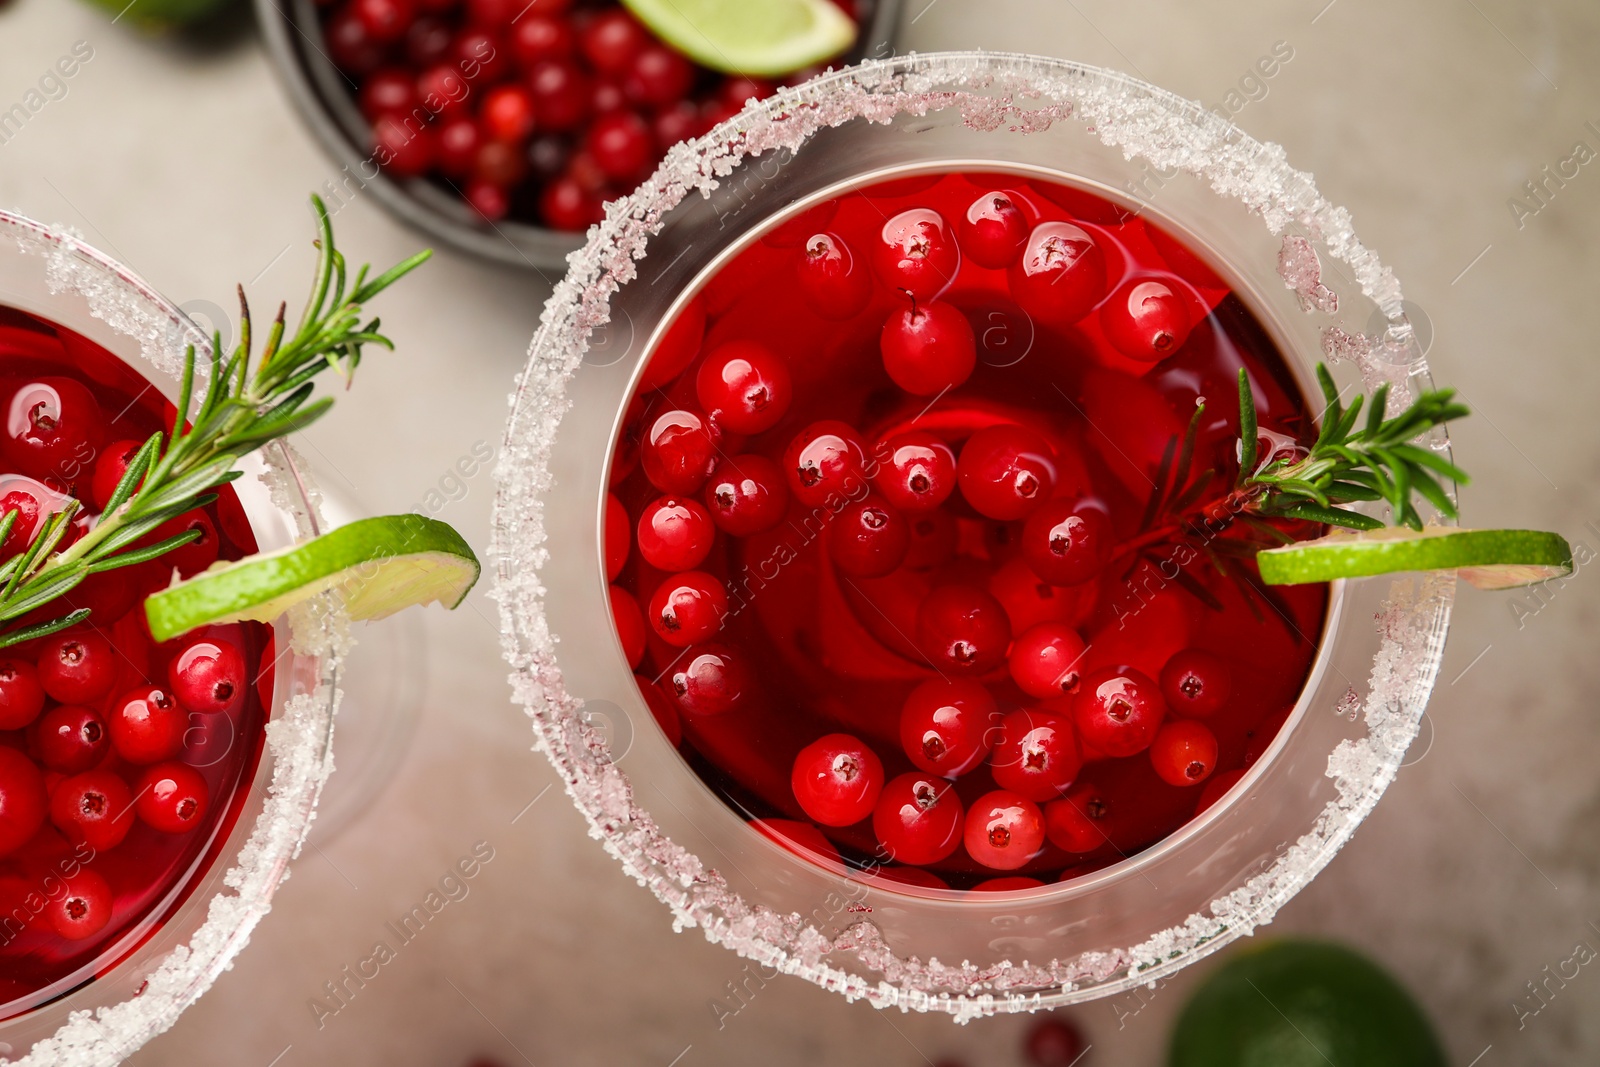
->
[317, 0, 856, 228]
[607, 172, 1325, 889]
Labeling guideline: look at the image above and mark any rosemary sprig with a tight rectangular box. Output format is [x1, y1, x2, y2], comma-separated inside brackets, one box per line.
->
[0, 196, 430, 650]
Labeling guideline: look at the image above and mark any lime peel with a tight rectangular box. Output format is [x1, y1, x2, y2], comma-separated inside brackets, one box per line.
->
[1256, 527, 1573, 589]
[620, 0, 856, 76]
[143, 514, 480, 642]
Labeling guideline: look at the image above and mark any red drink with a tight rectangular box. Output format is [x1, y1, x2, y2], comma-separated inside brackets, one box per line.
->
[606, 170, 1329, 890]
[0, 307, 270, 1012]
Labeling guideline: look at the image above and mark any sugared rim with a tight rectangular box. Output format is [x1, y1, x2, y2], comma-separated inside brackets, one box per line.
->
[0, 210, 346, 1064]
[492, 50, 1451, 1017]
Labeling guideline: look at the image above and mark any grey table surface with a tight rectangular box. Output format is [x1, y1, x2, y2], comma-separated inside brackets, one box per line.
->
[1, 0, 1598, 1064]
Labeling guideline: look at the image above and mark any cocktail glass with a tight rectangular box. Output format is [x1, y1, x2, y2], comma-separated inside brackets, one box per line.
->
[493, 52, 1452, 1016]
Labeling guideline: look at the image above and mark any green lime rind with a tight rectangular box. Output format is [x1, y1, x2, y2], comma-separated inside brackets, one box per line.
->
[143, 514, 480, 642]
[1256, 527, 1572, 589]
[620, 0, 856, 76]
[81, 0, 238, 29]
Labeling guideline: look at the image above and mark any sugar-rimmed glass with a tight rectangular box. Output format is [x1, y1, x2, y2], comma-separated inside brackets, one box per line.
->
[493, 52, 1453, 1017]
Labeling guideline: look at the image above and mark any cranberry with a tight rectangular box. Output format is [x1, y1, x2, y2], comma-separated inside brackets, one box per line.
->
[604, 493, 630, 581]
[464, 180, 510, 219]
[960, 191, 1029, 269]
[372, 114, 435, 177]
[108, 685, 186, 765]
[652, 101, 703, 149]
[704, 455, 788, 536]
[624, 44, 694, 108]
[871, 431, 957, 513]
[899, 678, 997, 776]
[528, 60, 590, 132]
[916, 584, 1011, 674]
[873, 772, 963, 865]
[591, 79, 627, 115]
[435, 116, 482, 176]
[1072, 667, 1165, 758]
[636, 496, 715, 572]
[963, 789, 1044, 871]
[695, 341, 792, 435]
[1009, 222, 1107, 326]
[405, 15, 453, 67]
[35, 704, 108, 774]
[873, 208, 959, 301]
[45, 869, 113, 940]
[147, 508, 220, 578]
[464, 0, 517, 27]
[0, 659, 45, 730]
[326, 9, 385, 74]
[973, 876, 1044, 892]
[667, 643, 751, 716]
[0, 476, 50, 558]
[416, 64, 470, 115]
[957, 425, 1057, 521]
[540, 175, 603, 231]
[1021, 500, 1110, 586]
[717, 76, 775, 108]
[1160, 649, 1232, 718]
[0, 747, 46, 856]
[1008, 622, 1089, 698]
[791, 733, 883, 827]
[453, 29, 509, 83]
[133, 762, 210, 835]
[527, 133, 572, 179]
[2, 377, 102, 483]
[168, 638, 245, 716]
[37, 630, 117, 705]
[585, 111, 653, 181]
[49, 770, 133, 850]
[647, 571, 727, 647]
[1196, 768, 1245, 813]
[782, 420, 867, 507]
[1101, 275, 1192, 362]
[754, 817, 839, 864]
[579, 9, 648, 74]
[351, 0, 413, 42]
[879, 296, 976, 397]
[480, 84, 537, 143]
[1025, 1017, 1087, 1067]
[642, 409, 722, 494]
[991, 708, 1081, 802]
[1150, 720, 1218, 787]
[90, 438, 144, 511]
[609, 585, 646, 668]
[510, 16, 573, 67]
[827, 497, 910, 578]
[474, 138, 528, 188]
[359, 68, 418, 121]
[1044, 784, 1112, 853]
[797, 232, 871, 320]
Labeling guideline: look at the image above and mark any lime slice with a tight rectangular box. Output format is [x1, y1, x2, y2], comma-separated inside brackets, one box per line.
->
[143, 514, 480, 642]
[1256, 527, 1572, 589]
[620, 0, 856, 77]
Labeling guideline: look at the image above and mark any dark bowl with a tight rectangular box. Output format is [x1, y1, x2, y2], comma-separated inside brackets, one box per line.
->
[256, 0, 903, 272]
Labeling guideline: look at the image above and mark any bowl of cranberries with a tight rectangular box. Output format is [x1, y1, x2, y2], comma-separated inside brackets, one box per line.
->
[257, 0, 900, 269]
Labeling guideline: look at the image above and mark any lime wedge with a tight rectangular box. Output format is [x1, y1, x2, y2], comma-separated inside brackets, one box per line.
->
[1256, 527, 1572, 589]
[620, 0, 856, 76]
[143, 514, 480, 642]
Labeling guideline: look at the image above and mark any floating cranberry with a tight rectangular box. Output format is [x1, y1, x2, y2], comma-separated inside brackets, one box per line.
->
[899, 678, 998, 776]
[49, 770, 133, 850]
[874, 208, 959, 301]
[879, 296, 976, 397]
[1008, 622, 1089, 698]
[648, 571, 728, 648]
[916, 584, 1011, 674]
[2, 377, 103, 483]
[609, 585, 646, 668]
[108, 685, 186, 765]
[46, 869, 112, 940]
[1009, 222, 1107, 326]
[782, 420, 867, 507]
[1160, 649, 1232, 718]
[964, 789, 1044, 871]
[90, 438, 144, 511]
[703, 455, 788, 536]
[991, 708, 1081, 802]
[147, 508, 220, 578]
[1044, 784, 1112, 853]
[1101, 276, 1192, 362]
[957, 424, 1056, 521]
[873, 772, 963, 865]
[168, 637, 246, 716]
[960, 190, 1029, 269]
[0, 747, 46, 857]
[667, 643, 751, 716]
[1072, 667, 1165, 758]
[1150, 720, 1218, 787]
[0, 659, 44, 730]
[696, 341, 792, 435]
[37, 630, 117, 705]
[641, 409, 721, 494]
[0, 476, 50, 558]
[604, 493, 630, 580]
[796, 232, 872, 320]
[1021, 500, 1110, 586]
[791, 733, 883, 827]
[827, 497, 910, 578]
[34, 704, 108, 774]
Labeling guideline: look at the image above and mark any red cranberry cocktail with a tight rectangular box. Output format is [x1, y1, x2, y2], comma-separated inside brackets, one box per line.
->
[605, 169, 1328, 890]
[0, 308, 274, 1015]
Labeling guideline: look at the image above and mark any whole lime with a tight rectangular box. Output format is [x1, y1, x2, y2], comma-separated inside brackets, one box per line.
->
[1169, 940, 1448, 1067]
[77, 0, 238, 30]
